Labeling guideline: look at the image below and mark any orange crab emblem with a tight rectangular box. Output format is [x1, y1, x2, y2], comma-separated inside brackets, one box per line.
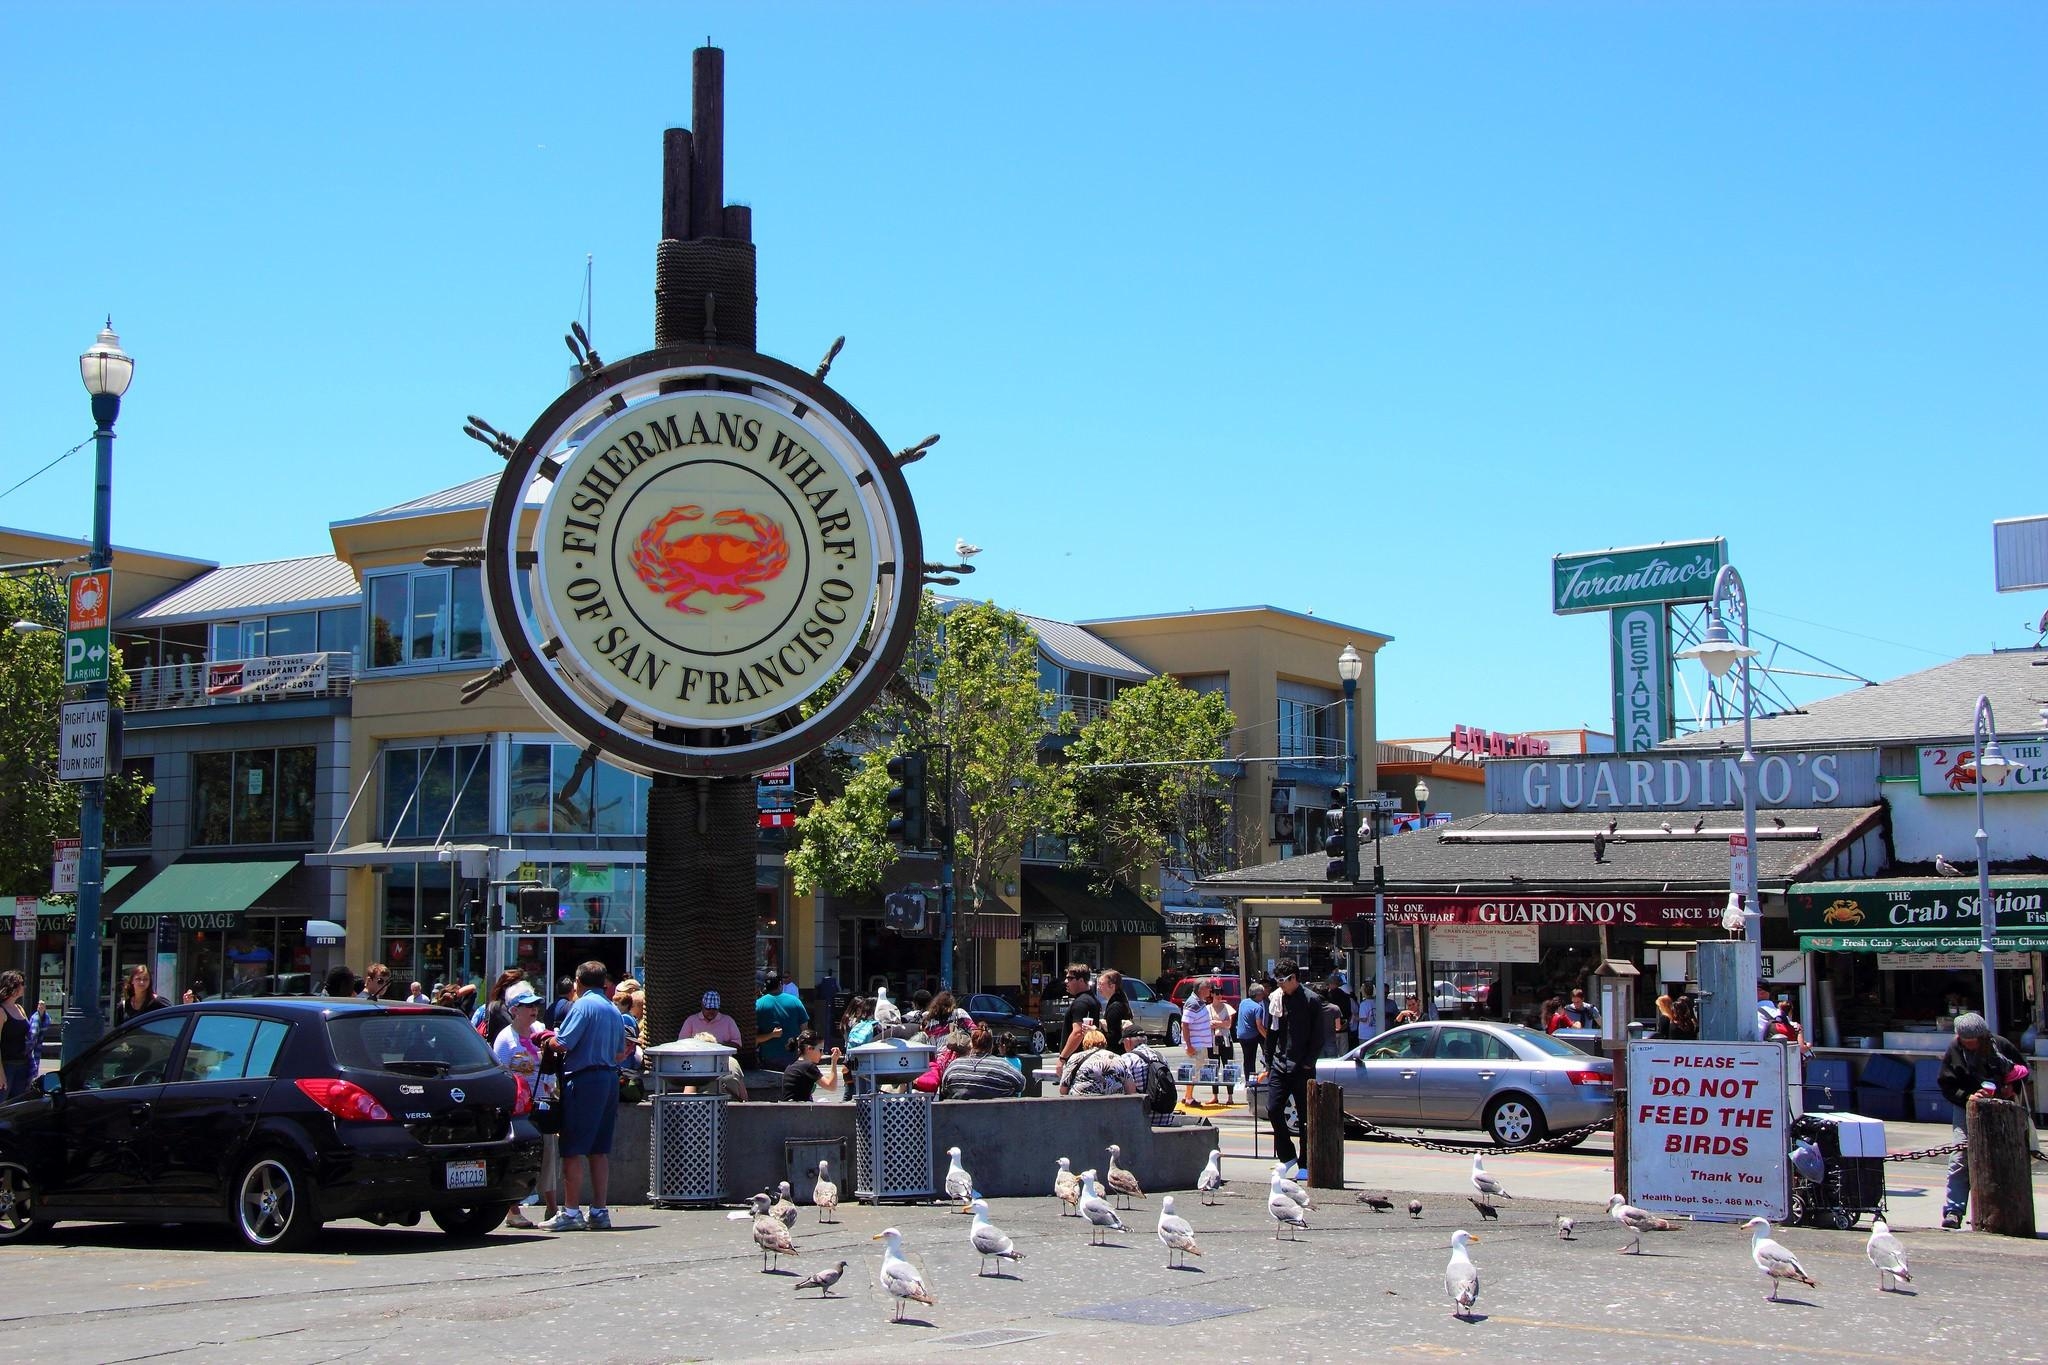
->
[1820, 900, 1863, 926]
[629, 505, 789, 614]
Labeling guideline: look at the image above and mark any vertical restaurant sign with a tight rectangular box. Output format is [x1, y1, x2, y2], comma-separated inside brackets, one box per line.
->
[1610, 604, 1672, 753]
[1625, 1040, 1788, 1222]
[1552, 539, 1726, 615]
[1916, 738, 2048, 796]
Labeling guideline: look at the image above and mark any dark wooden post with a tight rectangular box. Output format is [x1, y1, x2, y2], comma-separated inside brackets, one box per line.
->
[1966, 1095, 2037, 1237]
[1610, 1043, 1630, 1196]
[1304, 1080, 1346, 1189]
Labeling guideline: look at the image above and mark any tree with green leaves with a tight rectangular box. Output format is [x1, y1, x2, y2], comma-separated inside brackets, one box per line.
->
[0, 572, 151, 899]
[1057, 674, 1243, 897]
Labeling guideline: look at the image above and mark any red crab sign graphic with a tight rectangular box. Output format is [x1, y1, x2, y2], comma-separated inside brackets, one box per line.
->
[629, 505, 790, 613]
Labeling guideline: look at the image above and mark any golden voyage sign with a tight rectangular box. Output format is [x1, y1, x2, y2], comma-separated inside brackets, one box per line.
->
[536, 391, 879, 728]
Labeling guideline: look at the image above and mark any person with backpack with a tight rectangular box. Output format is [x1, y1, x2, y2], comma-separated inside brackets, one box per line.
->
[1122, 1028, 1177, 1117]
[1057, 1028, 1134, 1097]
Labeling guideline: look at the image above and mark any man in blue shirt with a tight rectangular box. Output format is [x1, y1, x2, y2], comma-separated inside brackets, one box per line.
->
[755, 973, 808, 1070]
[1235, 982, 1269, 1082]
[542, 960, 631, 1232]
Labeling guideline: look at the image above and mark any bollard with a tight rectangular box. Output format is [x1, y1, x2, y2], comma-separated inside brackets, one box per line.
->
[1966, 1095, 2036, 1238]
[1304, 1081, 1346, 1189]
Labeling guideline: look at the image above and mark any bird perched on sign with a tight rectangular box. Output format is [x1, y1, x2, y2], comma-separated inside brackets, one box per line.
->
[1446, 1230, 1482, 1320]
[1771, 814, 1786, 829]
[1157, 1195, 1203, 1268]
[1692, 814, 1706, 834]
[1607, 816, 1619, 835]
[793, 1260, 847, 1297]
[1467, 1197, 1499, 1221]
[1744, 1218, 1817, 1301]
[1934, 854, 1964, 877]
[1659, 820, 1674, 834]
[1866, 1219, 1912, 1292]
[954, 537, 982, 558]
[1469, 1154, 1511, 1207]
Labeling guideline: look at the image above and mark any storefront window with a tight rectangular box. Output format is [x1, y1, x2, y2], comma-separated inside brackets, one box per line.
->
[192, 746, 316, 846]
[379, 743, 491, 840]
[232, 751, 277, 844]
[506, 740, 648, 837]
[366, 567, 488, 670]
[508, 742, 552, 834]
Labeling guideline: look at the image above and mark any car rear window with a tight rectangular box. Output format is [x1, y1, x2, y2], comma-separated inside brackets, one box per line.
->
[1498, 1025, 1586, 1058]
[327, 1011, 497, 1075]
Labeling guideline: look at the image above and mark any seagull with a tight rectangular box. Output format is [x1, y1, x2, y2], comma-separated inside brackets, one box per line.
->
[1659, 820, 1674, 834]
[873, 986, 900, 1026]
[793, 1260, 847, 1297]
[954, 537, 982, 558]
[1446, 1229, 1481, 1320]
[1196, 1150, 1224, 1205]
[1077, 1170, 1126, 1244]
[1722, 893, 1750, 936]
[1607, 816, 1619, 835]
[968, 1199, 1024, 1276]
[1556, 1214, 1575, 1240]
[738, 1192, 798, 1271]
[1268, 1169, 1310, 1240]
[1270, 1162, 1314, 1211]
[1054, 1156, 1082, 1215]
[1358, 1194, 1394, 1213]
[1607, 1193, 1676, 1254]
[1592, 832, 1608, 863]
[772, 1181, 798, 1229]
[872, 1227, 936, 1320]
[813, 1160, 839, 1224]
[1105, 1143, 1146, 1209]
[1157, 1194, 1202, 1267]
[1469, 1154, 1511, 1207]
[1467, 1197, 1499, 1221]
[1934, 854, 1964, 877]
[1408, 1199, 1424, 1219]
[1744, 1217, 1817, 1301]
[1866, 1219, 1912, 1292]
[1692, 814, 1706, 834]
[944, 1146, 976, 1210]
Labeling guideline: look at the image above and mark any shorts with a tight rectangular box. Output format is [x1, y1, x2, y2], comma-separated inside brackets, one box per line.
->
[560, 1069, 619, 1158]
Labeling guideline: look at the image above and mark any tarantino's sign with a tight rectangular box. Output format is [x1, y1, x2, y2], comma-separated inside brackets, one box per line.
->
[1332, 894, 1724, 928]
[1552, 539, 1726, 615]
[536, 391, 880, 729]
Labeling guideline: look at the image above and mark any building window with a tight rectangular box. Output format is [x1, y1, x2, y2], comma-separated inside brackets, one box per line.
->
[379, 743, 491, 841]
[191, 746, 318, 846]
[318, 607, 363, 668]
[366, 567, 487, 670]
[507, 740, 648, 837]
[1277, 683, 1342, 760]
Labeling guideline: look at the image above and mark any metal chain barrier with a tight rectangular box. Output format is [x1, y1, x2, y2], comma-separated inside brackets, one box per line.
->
[1342, 1113, 1613, 1155]
[1883, 1141, 1968, 1162]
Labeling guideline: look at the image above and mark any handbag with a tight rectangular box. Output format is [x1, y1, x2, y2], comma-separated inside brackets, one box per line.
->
[529, 1095, 563, 1135]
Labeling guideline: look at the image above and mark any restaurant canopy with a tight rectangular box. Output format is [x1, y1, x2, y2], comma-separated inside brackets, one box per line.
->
[1790, 876, 2048, 954]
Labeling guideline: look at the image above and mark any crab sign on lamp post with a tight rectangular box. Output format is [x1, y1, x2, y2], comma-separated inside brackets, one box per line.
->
[1969, 695, 2016, 1034]
[1675, 565, 1762, 1026]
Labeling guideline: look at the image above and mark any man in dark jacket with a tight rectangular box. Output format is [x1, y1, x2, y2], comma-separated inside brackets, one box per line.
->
[1264, 961, 1324, 1166]
[1936, 1011, 2024, 1229]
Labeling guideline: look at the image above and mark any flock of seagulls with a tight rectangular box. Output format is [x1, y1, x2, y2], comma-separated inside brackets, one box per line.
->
[729, 1139, 1922, 1323]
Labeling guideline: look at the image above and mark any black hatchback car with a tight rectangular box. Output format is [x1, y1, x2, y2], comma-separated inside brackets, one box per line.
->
[0, 999, 540, 1251]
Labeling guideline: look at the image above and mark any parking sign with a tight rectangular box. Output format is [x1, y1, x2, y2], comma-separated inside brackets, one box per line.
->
[64, 570, 113, 686]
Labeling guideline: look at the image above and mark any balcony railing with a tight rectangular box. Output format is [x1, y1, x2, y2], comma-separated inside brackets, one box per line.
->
[125, 651, 355, 712]
[1276, 735, 1346, 769]
[1048, 694, 1112, 725]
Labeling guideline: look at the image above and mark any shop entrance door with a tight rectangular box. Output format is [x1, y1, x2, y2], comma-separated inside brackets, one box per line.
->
[552, 936, 629, 992]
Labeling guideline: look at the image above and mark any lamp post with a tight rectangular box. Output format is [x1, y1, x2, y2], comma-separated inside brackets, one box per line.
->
[63, 321, 133, 1066]
[1675, 565, 1761, 1034]
[1414, 779, 1430, 828]
[1969, 695, 2015, 1034]
[1337, 644, 1381, 1029]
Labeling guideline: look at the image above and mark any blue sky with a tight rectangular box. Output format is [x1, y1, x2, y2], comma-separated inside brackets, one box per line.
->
[4, 3, 2043, 739]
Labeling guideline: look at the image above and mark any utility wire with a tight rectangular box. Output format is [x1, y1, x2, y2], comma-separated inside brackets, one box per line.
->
[0, 436, 92, 503]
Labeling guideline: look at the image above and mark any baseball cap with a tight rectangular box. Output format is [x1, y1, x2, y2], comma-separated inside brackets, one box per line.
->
[505, 984, 541, 1008]
[702, 990, 722, 1009]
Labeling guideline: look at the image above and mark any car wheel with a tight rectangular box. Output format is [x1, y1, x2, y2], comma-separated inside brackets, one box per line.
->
[1483, 1094, 1547, 1147]
[431, 1202, 512, 1240]
[0, 1161, 48, 1243]
[231, 1152, 319, 1251]
[1166, 1017, 1181, 1047]
[1029, 1029, 1047, 1054]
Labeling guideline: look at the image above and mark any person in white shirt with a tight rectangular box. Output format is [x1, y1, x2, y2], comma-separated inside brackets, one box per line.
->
[1180, 979, 1217, 1107]
[491, 984, 558, 1227]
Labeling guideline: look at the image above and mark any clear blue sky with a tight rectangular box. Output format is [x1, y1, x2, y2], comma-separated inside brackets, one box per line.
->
[4, 3, 2042, 739]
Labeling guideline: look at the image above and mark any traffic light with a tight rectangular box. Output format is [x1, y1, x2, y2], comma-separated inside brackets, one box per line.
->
[1324, 784, 1357, 882]
[886, 751, 929, 849]
[442, 925, 465, 960]
[515, 886, 562, 931]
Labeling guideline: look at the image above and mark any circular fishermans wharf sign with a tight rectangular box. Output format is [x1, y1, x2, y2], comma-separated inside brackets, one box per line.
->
[484, 348, 922, 777]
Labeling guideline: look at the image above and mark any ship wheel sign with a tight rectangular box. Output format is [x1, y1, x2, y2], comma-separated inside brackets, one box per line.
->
[480, 346, 925, 777]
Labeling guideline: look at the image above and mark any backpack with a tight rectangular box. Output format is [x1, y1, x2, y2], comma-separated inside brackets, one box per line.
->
[1137, 1046, 1177, 1116]
[847, 1018, 876, 1047]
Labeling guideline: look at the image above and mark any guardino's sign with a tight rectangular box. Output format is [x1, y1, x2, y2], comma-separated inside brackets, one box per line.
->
[1333, 894, 1723, 928]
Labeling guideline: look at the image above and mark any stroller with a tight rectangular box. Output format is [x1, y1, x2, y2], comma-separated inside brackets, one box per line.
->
[1788, 1112, 1887, 1229]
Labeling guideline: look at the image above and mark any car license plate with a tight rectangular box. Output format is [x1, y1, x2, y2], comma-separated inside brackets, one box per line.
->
[446, 1159, 488, 1190]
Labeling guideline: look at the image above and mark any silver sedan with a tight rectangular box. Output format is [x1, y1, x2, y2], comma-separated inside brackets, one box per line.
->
[1314, 1020, 1614, 1146]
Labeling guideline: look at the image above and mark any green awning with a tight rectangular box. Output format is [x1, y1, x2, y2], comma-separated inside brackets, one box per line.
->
[1800, 928, 2048, 954]
[1790, 877, 2048, 936]
[112, 858, 299, 919]
[1021, 866, 1166, 937]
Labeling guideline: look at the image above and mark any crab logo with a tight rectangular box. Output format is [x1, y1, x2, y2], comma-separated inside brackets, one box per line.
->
[629, 505, 790, 613]
[1943, 750, 1979, 792]
[75, 578, 103, 618]
[1820, 899, 1864, 926]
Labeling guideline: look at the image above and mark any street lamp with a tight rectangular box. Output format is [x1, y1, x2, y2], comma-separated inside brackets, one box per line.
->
[1335, 643, 1383, 1030]
[1675, 565, 1761, 1036]
[1970, 695, 2015, 1034]
[62, 320, 132, 1065]
[1414, 779, 1431, 826]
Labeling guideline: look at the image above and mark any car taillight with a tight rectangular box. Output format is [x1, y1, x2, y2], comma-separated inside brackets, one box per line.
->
[1564, 1069, 1610, 1086]
[296, 1077, 394, 1121]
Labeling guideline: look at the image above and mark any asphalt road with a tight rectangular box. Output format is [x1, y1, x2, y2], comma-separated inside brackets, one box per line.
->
[4, 1126, 2044, 1365]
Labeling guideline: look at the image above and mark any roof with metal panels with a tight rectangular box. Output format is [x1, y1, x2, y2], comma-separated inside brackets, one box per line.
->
[119, 556, 360, 626]
[333, 473, 544, 528]
[1024, 614, 1154, 681]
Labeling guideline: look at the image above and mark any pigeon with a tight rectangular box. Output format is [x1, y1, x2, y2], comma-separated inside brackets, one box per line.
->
[1268, 1169, 1310, 1240]
[1771, 814, 1786, 829]
[740, 1192, 798, 1271]
[812, 1160, 839, 1224]
[1469, 1155, 1511, 1207]
[1607, 1193, 1677, 1254]
[944, 1146, 976, 1210]
[968, 1199, 1024, 1276]
[1607, 816, 1619, 834]
[1157, 1194, 1203, 1267]
[1054, 1156, 1082, 1215]
[954, 537, 982, 558]
[772, 1181, 798, 1229]
[1744, 1217, 1817, 1301]
[1196, 1150, 1224, 1205]
[1592, 832, 1608, 863]
[1408, 1199, 1424, 1219]
[1105, 1143, 1146, 1209]
[793, 1260, 847, 1297]
[1555, 1214, 1575, 1240]
[1934, 854, 1964, 877]
[872, 1227, 936, 1320]
[1077, 1170, 1127, 1244]
[1467, 1197, 1499, 1221]
[1866, 1219, 1912, 1291]
[1659, 820, 1674, 834]
[1446, 1229, 1481, 1320]
[1692, 814, 1706, 834]
[1270, 1162, 1314, 1211]
[1358, 1194, 1394, 1213]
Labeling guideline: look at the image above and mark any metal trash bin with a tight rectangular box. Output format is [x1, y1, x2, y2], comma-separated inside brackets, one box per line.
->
[848, 1038, 936, 1203]
[645, 1038, 735, 1207]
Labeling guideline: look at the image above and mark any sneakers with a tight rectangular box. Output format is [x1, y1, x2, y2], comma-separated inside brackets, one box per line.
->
[587, 1207, 613, 1231]
[505, 1208, 537, 1229]
[539, 1209, 586, 1232]
[1941, 1213, 1962, 1230]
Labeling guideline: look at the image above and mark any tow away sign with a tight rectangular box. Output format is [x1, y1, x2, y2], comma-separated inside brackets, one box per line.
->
[1624, 1040, 1788, 1222]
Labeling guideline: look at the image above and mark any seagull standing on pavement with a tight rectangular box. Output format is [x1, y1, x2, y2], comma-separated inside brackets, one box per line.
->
[1269, 1169, 1310, 1240]
[1446, 1230, 1482, 1319]
[1744, 1218, 1817, 1301]
[872, 1228, 936, 1320]
[1866, 1219, 1912, 1291]
[1270, 1162, 1314, 1211]
[1105, 1143, 1146, 1209]
[1157, 1195, 1203, 1267]
[968, 1199, 1024, 1276]
[944, 1146, 976, 1210]
[1077, 1170, 1127, 1244]
[771, 1181, 798, 1229]
[812, 1160, 839, 1224]
[1196, 1150, 1224, 1205]
[1555, 1214, 1575, 1240]
[1469, 1154, 1511, 1208]
[1054, 1156, 1081, 1216]
[1607, 1193, 1676, 1254]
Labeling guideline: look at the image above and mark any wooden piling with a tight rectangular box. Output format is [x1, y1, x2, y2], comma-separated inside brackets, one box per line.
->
[1967, 1094, 2037, 1237]
[1305, 1080, 1346, 1189]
